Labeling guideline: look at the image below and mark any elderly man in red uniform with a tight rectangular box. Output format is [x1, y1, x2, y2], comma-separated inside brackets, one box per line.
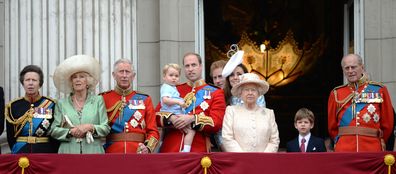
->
[157, 53, 226, 152]
[101, 59, 159, 153]
[328, 54, 394, 152]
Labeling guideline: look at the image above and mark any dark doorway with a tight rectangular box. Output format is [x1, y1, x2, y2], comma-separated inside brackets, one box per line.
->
[204, 0, 345, 149]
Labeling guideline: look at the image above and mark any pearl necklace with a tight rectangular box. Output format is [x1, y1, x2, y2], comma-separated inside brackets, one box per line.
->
[73, 95, 85, 112]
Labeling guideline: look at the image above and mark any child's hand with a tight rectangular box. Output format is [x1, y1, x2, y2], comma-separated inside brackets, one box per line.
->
[179, 100, 187, 108]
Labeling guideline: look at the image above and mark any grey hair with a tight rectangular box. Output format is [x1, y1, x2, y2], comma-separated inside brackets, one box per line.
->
[341, 54, 364, 67]
[113, 58, 135, 74]
[236, 83, 266, 98]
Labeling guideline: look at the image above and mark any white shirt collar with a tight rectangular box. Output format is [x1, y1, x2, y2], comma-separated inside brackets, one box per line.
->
[299, 132, 311, 145]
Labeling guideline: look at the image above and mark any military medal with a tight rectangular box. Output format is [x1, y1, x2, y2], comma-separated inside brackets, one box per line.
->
[203, 89, 211, 99]
[367, 104, 376, 114]
[133, 111, 142, 120]
[136, 100, 146, 109]
[35, 128, 45, 137]
[128, 99, 134, 109]
[200, 101, 209, 111]
[130, 119, 139, 128]
[374, 93, 383, 103]
[373, 113, 380, 123]
[41, 119, 50, 129]
[45, 109, 52, 119]
[362, 113, 371, 123]
[129, 99, 146, 109]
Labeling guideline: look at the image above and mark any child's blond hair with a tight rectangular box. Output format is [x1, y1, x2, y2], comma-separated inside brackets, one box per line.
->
[162, 63, 181, 76]
[294, 108, 315, 123]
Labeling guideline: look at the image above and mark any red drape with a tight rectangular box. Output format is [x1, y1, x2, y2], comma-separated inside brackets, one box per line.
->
[0, 152, 395, 174]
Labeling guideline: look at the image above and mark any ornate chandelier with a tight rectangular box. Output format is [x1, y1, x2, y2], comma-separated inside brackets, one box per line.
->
[236, 31, 325, 87]
[206, 30, 326, 88]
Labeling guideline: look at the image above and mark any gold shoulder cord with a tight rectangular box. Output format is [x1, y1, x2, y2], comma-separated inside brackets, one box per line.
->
[184, 90, 196, 114]
[5, 104, 35, 137]
[333, 89, 354, 117]
[107, 101, 122, 124]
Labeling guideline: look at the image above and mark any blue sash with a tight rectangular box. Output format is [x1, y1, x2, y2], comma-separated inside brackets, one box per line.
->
[104, 94, 147, 149]
[12, 99, 55, 153]
[111, 94, 147, 133]
[335, 84, 380, 142]
[184, 85, 218, 114]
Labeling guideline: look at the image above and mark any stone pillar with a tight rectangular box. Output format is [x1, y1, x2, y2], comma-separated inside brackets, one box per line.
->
[364, 0, 396, 107]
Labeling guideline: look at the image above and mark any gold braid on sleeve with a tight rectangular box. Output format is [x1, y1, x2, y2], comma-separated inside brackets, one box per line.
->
[156, 111, 174, 127]
[144, 136, 159, 153]
[193, 113, 214, 131]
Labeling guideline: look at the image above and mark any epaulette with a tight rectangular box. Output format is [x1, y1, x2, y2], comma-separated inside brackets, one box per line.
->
[6, 96, 24, 106]
[333, 84, 348, 91]
[5, 97, 24, 123]
[368, 81, 384, 87]
[43, 96, 57, 103]
[99, 90, 112, 95]
[135, 91, 149, 97]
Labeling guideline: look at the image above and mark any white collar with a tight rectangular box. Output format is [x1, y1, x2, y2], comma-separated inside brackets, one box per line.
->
[299, 132, 311, 143]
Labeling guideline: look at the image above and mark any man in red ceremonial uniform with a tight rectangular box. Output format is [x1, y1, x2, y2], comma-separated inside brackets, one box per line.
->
[157, 53, 226, 152]
[101, 59, 159, 153]
[328, 54, 394, 152]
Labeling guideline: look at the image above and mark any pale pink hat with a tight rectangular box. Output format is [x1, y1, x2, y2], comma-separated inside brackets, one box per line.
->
[231, 73, 269, 97]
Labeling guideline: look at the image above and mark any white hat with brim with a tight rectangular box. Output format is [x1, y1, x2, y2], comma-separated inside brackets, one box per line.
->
[53, 55, 101, 94]
[221, 50, 244, 78]
[231, 73, 269, 97]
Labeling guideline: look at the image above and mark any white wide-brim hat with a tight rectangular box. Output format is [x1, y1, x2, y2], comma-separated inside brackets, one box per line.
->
[222, 50, 244, 78]
[231, 73, 269, 97]
[53, 55, 101, 94]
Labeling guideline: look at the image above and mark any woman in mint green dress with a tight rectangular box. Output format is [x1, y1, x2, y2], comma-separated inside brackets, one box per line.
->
[51, 55, 110, 154]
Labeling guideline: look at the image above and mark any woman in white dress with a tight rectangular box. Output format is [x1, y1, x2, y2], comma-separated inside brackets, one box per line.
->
[222, 73, 279, 152]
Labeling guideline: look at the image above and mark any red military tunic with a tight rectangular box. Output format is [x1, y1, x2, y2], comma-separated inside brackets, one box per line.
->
[328, 78, 394, 152]
[101, 87, 159, 153]
[157, 79, 226, 152]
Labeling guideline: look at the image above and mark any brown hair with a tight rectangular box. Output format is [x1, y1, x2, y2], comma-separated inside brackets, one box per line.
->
[183, 52, 202, 65]
[294, 108, 315, 123]
[223, 63, 248, 106]
[209, 60, 227, 77]
[19, 65, 44, 87]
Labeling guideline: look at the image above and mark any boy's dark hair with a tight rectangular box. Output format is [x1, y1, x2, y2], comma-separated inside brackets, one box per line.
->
[294, 108, 315, 123]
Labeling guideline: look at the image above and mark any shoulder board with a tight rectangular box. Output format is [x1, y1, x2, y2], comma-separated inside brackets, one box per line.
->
[99, 90, 113, 95]
[135, 91, 149, 97]
[7, 96, 24, 106]
[368, 81, 384, 87]
[43, 96, 57, 103]
[333, 84, 348, 91]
